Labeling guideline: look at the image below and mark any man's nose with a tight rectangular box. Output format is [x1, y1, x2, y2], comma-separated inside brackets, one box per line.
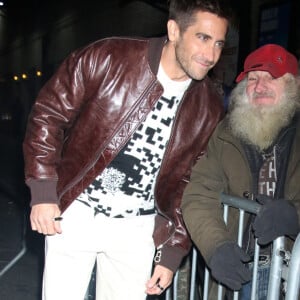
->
[254, 77, 268, 93]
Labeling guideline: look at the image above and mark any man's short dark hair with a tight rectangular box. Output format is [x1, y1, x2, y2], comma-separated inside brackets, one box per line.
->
[168, 0, 235, 32]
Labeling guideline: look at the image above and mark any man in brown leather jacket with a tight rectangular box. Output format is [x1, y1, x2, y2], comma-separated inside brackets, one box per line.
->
[23, 1, 233, 299]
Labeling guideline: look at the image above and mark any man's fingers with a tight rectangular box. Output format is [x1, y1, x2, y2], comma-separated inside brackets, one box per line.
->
[145, 282, 166, 295]
[53, 219, 62, 234]
[30, 204, 62, 235]
[31, 218, 62, 235]
[156, 283, 165, 293]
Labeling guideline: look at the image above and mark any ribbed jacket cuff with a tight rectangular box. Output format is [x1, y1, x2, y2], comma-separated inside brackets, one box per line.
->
[26, 179, 59, 206]
[155, 244, 188, 273]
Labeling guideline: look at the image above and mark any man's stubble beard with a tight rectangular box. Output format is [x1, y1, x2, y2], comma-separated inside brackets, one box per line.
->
[174, 36, 214, 81]
[228, 76, 300, 152]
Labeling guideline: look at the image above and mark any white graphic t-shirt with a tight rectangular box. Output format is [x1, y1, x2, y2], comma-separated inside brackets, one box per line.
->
[77, 65, 191, 217]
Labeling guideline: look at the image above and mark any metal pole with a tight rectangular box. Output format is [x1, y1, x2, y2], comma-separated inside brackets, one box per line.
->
[285, 233, 300, 300]
[250, 241, 260, 300]
[267, 237, 285, 300]
[189, 248, 197, 300]
[220, 193, 261, 214]
[203, 268, 210, 300]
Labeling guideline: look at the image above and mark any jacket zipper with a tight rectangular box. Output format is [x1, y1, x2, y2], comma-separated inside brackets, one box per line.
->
[59, 79, 161, 200]
[153, 88, 189, 253]
[154, 221, 173, 263]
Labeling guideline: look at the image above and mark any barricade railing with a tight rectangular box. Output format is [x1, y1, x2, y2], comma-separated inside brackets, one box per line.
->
[165, 193, 300, 300]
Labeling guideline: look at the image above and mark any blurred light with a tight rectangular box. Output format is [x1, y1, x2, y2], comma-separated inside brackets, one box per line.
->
[1, 113, 12, 121]
[0, 2, 4, 7]
[13, 75, 19, 81]
[22, 73, 28, 79]
[36, 70, 42, 77]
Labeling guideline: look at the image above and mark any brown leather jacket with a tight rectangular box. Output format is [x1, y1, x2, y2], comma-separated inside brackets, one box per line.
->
[23, 36, 224, 272]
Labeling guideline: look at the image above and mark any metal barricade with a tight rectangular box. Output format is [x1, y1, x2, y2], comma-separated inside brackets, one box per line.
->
[166, 193, 300, 300]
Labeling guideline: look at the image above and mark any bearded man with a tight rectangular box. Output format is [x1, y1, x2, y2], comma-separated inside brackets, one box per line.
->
[181, 43, 300, 299]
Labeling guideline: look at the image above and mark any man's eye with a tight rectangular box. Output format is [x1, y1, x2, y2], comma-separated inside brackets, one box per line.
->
[215, 41, 225, 49]
[197, 33, 209, 41]
[199, 35, 208, 41]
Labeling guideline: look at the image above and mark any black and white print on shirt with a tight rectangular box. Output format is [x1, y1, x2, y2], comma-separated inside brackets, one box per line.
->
[78, 96, 180, 217]
[77, 65, 191, 218]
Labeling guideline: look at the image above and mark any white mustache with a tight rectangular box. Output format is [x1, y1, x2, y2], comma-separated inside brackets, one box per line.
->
[252, 92, 275, 99]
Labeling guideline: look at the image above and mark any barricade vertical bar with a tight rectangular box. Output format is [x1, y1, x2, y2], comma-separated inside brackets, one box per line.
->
[250, 241, 260, 300]
[232, 208, 246, 300]
[217, 285, 223, 300]
[216, 203, 228, 300]
[203, 268, 210, 300]
[267, 237, 285, 300]
[237, 209, 245, 246]
[223, 204, 229, 224]
[285, 233, 300, 300]
[165, 287, 170, 299]
[165, 270, 176, 300]
[189, 247, 197, 300]
[173, 269, 179, 300]
[165, 280, 172, 300]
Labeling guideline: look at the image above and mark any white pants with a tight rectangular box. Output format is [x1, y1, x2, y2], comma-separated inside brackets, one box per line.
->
[42, 200, 156, 300]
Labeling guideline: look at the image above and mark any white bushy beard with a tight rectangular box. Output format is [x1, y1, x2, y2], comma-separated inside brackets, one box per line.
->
[228, 75, 300, 152]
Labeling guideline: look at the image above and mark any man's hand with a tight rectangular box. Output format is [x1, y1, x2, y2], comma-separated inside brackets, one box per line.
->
[145, 264, 173, 295]
[30, 203, 62, 235]
[209, 242, 251, 290]
[253, 195, 300, 245]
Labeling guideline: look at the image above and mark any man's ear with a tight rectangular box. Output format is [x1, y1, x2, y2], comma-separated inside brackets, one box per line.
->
[167, 19, 180, 42]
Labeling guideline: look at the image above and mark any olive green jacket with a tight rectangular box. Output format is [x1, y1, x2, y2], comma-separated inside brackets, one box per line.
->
[181, 115, 300, 263]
